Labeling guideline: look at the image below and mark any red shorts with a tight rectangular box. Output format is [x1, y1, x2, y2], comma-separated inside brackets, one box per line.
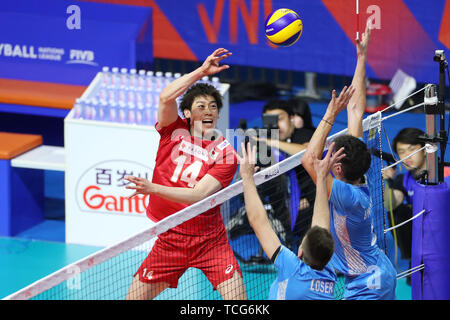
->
[135, 225, 242, 290]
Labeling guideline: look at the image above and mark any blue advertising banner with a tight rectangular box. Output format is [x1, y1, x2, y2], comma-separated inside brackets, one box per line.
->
[2, 0, 449, 84]
[0, 0, 152, 85]
[83, 0, 450, 84]
[151, 0, 449, 83]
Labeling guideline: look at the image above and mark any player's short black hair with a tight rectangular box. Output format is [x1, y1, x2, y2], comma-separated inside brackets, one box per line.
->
[393, 127, 426, 154]
[262, 99, 294, 116]
[302, 226, 334, 270]
[333, 134, 371, 182]
[179, 83, 223, 113]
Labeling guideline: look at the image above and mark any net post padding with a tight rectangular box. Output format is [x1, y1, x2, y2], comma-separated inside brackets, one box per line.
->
[411, 182, 450, 300]
[3, 112, 383, 300]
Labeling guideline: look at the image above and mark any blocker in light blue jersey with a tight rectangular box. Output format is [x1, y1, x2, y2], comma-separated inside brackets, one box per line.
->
[269, 245, 337, 300]
[328, 178, 397, 300]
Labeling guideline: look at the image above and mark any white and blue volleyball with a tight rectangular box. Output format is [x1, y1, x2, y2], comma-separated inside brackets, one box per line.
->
[265, 9, 303, 47]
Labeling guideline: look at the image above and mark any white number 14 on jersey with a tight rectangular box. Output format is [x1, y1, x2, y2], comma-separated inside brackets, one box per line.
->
[170, 155, 203, 187]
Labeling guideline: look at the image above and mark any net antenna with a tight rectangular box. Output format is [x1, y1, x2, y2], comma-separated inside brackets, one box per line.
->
[419, 50, 449, 184]
[423, 84, 439, 184]
[356, 0, 360, 41]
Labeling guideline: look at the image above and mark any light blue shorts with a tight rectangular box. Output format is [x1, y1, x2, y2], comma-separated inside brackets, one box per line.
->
[344, 252, 397, 300]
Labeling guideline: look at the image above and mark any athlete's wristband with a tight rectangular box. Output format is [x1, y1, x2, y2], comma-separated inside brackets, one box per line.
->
[270, 245, 282, 264]
[322, 118, 333, 126]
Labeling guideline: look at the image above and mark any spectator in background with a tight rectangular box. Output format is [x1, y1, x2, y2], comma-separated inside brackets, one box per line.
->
[289, 97, 316, 132]
[259, 99, 317, 248]
[385, 128, 450, 285]
[228, 99, 316, 257]
[382, 127, 427, 276]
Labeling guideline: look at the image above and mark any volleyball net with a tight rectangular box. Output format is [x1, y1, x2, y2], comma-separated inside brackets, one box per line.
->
[4, 86, 437, 300]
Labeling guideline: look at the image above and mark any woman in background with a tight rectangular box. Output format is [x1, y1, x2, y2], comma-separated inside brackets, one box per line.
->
[289, 97, 316, 132]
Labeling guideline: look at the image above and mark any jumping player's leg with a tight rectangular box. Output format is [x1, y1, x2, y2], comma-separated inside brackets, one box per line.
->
[126, 231, 187, 300]
[125, 276, 169, 300]
[216, 270, 247, 300]
[195, 227, 247, 300]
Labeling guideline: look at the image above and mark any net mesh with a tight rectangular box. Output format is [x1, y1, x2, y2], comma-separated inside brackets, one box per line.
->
[7, 112, 389, 301]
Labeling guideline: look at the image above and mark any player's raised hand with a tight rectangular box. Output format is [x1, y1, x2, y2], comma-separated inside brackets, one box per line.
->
[124, 175, 155, 198]
[312, 142, 346, 179]
[327, 85, 355, 116]
[200, 48, 232, 76]
[237, 142, 258, 181]
[357, 20, 372, 57]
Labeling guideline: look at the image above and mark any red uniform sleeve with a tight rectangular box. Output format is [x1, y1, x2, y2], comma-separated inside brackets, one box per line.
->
[156, 116, 189, 142]
[207, 145, 238, 188]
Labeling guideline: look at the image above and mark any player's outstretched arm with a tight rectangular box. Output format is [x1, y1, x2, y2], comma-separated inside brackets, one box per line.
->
[238, 142, 281, 260]
[302, 86, 354, 195]
[157, 48, 232, 129]
[124, 174, 223, 205]
[310, 143, 345, 230]
[347, 22, 372, 138]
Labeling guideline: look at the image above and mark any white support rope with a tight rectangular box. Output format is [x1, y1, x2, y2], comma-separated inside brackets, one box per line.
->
[381, 102, 425, 121]
[384, 209, 427, 233]
[396, 264, 425, 279]
[381, 84, 432, 114]
[381, 145, 427, 172]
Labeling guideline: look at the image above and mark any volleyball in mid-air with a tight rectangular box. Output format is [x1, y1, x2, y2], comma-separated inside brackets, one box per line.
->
[265, 9, 303, 47]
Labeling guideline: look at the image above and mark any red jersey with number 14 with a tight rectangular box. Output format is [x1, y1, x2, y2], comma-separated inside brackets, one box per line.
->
[147, 116, 237, 235]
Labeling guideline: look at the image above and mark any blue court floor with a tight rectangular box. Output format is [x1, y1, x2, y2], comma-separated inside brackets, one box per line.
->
[1, 100, 427, 300]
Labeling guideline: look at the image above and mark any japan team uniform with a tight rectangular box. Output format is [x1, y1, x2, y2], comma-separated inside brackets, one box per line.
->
[328, 178, 397, 300]
[269, 246, 337, 300]
[135, 116, 242, 289]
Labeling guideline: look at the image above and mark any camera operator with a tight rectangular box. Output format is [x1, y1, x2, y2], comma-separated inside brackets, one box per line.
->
[257, 99, 317, 248]
[259, 99, 313, 155]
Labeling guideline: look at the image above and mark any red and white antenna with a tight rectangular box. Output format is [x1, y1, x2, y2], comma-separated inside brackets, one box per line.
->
[356, 0, 360, 40]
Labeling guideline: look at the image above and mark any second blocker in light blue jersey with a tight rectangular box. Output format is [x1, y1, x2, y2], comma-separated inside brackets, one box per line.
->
[269, 246, 336, 300]
[329, 178, 379, 275]
[328, 178, 396, 300]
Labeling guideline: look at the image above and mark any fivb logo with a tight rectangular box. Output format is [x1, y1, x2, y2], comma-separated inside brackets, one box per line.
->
[67, 49, 98, 66]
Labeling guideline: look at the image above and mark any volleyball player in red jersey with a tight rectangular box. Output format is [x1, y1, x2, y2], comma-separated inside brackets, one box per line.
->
[124, 48, 247, 300]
